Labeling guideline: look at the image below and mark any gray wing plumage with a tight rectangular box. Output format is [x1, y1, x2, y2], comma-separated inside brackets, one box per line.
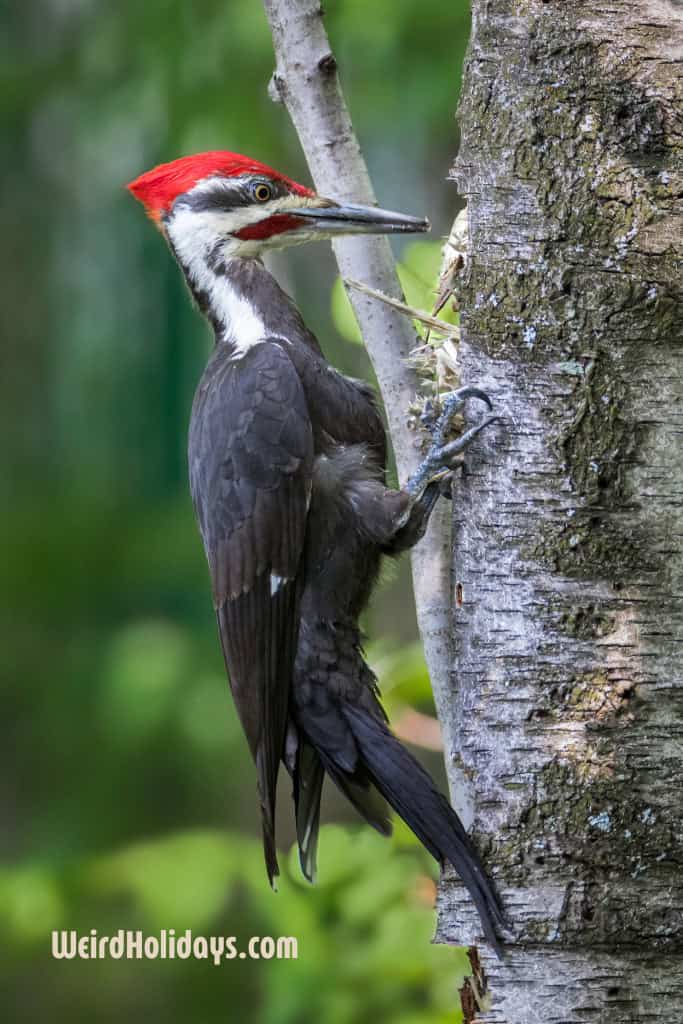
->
[188, 340, 313, 884]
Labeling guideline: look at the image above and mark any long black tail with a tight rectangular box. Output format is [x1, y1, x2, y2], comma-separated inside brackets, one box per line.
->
[341, 704, 506, 954]
[292, 736, 392, 883]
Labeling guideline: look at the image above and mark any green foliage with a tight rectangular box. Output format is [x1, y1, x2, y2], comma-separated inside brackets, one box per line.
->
[0, 827, 468, 1023]
[369, 642, 434, 712]
[0, 866, 65, 946]
[2, 1, 472, 1020]
[101, 622, 192, 742]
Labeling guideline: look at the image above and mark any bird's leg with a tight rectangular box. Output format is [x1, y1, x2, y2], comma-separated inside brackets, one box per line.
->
[386, 389, 498, 555]
[386, 479, 445, 552]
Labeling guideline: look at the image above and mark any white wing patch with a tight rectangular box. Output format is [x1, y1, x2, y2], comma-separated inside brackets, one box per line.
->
[270, 573, 289, 596]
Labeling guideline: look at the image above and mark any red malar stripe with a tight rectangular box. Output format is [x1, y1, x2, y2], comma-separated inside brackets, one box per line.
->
[236, 215, 307, 241]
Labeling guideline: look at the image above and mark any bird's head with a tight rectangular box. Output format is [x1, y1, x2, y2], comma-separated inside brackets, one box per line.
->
[127, 151, 429, 262]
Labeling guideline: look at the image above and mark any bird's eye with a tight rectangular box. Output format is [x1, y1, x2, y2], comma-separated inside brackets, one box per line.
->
[253, 182, 272, 202]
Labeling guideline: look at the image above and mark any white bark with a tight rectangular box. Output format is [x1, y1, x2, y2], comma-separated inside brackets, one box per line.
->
[439, 1, 683, 1019]
[262, 0, 459, 786]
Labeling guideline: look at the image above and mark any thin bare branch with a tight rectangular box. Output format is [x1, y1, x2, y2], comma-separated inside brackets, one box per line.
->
[344, 277, 461, 338]
[262, 0, 459, 798]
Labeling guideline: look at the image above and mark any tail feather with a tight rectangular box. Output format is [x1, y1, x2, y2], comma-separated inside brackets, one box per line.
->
[256, 745, 280, 888]
[293, 741, 392, 882]
[293, 742, 325, 882]
[321, 755, 392, 837]
[343, 704, 505, 954]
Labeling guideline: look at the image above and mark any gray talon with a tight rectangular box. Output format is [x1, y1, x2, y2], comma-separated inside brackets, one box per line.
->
[407, 390, 498, 498]
[436, 414, 500, 463]
[432, 386, 493, 447]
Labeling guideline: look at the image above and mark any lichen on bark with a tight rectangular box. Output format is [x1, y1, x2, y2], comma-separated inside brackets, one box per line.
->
[436, 1, 683, 1020]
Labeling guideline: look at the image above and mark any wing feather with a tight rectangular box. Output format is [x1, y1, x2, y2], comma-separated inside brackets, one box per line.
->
[189, 341, 313, 883]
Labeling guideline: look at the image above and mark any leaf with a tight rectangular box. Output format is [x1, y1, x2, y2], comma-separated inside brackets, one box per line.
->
[85, 830, 245, 928]
[331, 276, 363, 344]
[99, 621, 190, 743]
[0, 866, 65, 944]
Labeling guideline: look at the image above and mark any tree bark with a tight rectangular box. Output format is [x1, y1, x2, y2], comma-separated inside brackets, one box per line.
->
[437, 1, 683, 1020]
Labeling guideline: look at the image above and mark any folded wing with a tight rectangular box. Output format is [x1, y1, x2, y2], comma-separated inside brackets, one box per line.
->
[189, 340, 313, 883]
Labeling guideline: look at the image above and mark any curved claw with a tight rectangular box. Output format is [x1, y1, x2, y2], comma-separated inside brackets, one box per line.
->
[432, 387, 494, 447]
[441, 386, 493, 412]
[421, 387, 493, 439]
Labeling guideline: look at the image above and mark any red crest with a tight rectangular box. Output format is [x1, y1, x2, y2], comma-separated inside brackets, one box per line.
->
[127, 151, 313, 222]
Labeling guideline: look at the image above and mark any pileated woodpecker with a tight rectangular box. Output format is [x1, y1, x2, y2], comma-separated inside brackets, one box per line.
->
[128, 151, 504, 951]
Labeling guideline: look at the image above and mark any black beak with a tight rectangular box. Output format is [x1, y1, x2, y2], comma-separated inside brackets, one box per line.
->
[289, 199, 430, 235]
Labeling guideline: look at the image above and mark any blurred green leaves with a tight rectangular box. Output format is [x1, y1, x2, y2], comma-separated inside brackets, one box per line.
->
[88, 831, 255, 929]
[0, 866, 65, 946]
[0, 826, 468, 1023]
[101, 622, 191, 743]
[369, 642, 434, 711]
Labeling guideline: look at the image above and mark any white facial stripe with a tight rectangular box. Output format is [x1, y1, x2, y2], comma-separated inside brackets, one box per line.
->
[166, 208, 267, 354]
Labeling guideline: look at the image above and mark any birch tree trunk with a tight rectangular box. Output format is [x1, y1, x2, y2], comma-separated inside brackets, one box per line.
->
[436, 2, 683, 1020]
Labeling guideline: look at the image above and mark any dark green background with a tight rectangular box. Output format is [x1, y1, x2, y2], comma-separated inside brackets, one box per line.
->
[1, 2, 471, 1020]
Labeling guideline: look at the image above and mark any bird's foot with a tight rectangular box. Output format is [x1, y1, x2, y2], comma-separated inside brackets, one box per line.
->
[407, 388, 498, 499]
[421, 386, 493, 445]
